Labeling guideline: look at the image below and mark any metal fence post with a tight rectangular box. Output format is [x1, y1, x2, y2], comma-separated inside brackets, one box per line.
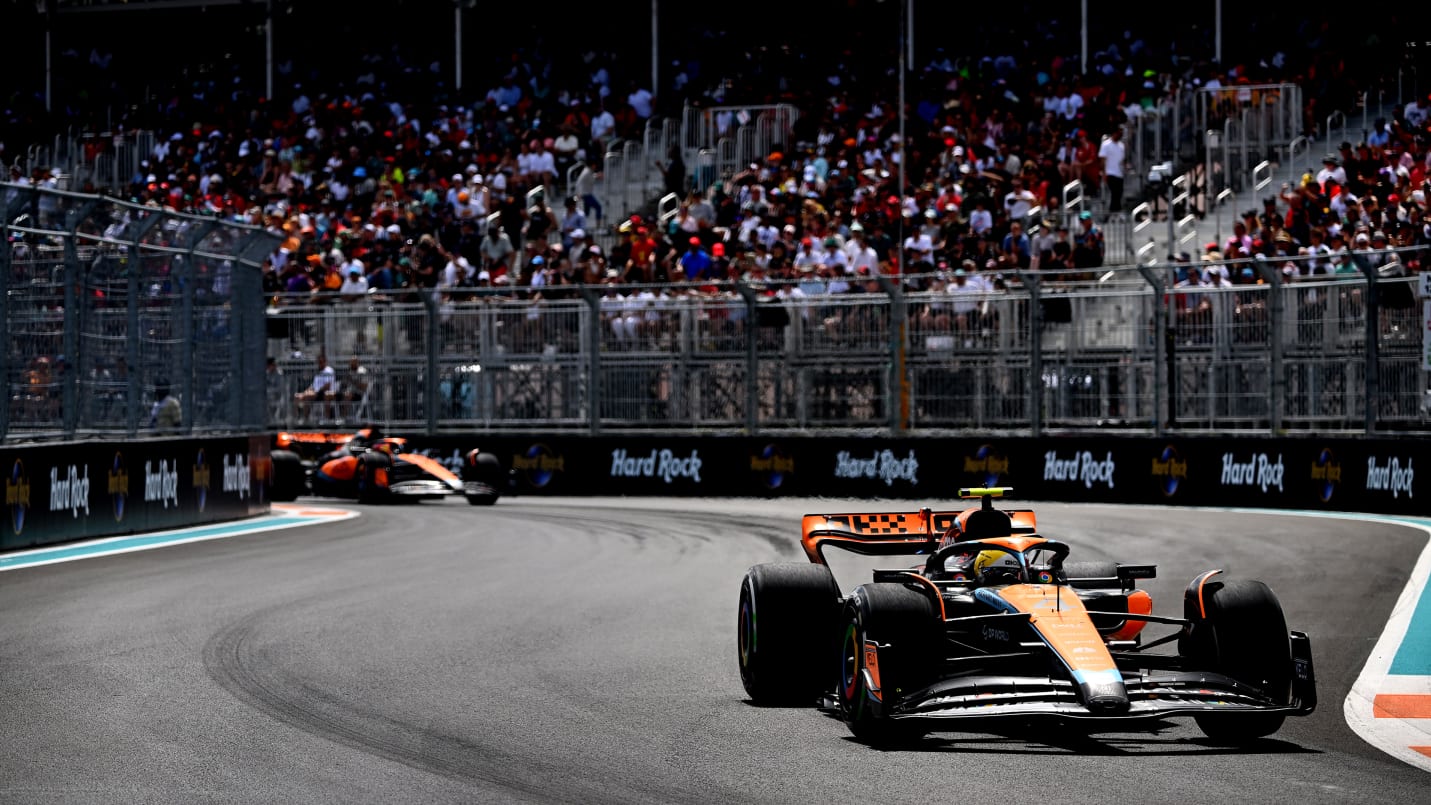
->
[0, 218, 9, 442]
[179, 251, 196, 435]
[1017, 270, 1043, 436]
[735, 281, 759, 434]
[1359, 254, 1379, 433]
[60, 208, 83, 438]
[1253, 256, 1284, 433]
[876, 274, 907, 435]
[579, 287, 602, 434]
[127, 244, 142, 436]
[422, 290, 439, 436]
[1136, 265, 1167, 435]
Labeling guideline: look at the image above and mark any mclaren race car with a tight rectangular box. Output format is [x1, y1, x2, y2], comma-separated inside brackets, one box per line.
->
[736, 488, 1316, 745]
[269, 428, 503, 505]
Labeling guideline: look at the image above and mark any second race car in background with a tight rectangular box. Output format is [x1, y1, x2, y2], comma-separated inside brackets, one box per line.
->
[269, 428, 504, 505]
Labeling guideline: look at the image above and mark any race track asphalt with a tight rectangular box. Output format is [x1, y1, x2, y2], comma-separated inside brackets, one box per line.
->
[1, 497, 1428, 804]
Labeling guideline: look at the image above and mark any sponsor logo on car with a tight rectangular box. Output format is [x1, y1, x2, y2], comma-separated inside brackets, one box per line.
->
[835, 449, 919, 487]
[6, 459, 29, 535]
[193, 449, 210, 513]
[963, 444, 1009, 487]
[1310, 448, 1342, 502]
[48, 464, 91, 518]
[610, 448, 703, 484]
[512, 443, 565, 488]
[1366, 456, 1414, 499]
[750, 443, 795, 490]
[144, 459, 180, 509]
[109, 451, 128, 522]
[1220, 452, 1285, 493]
[1150, 444, 1188, 497]
[1043, 450, 1116, 489]
[222, 453, 250, 501]
[981, 625, 1010, 643]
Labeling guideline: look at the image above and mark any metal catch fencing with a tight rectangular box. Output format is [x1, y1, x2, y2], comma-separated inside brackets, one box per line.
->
[0, 183, 281, 442]
[265, 249, 1429, 436]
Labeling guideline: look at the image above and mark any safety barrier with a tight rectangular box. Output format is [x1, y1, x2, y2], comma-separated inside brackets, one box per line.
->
[398, 432, 1426, 517]
[265, 248, 1430, 437]
[1, 183, 280, 442]
[0, 433, 271, 551]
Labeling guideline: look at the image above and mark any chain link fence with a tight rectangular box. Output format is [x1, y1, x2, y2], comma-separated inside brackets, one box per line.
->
[265, 248, 1430, 436]
[1, 183, 280, 442]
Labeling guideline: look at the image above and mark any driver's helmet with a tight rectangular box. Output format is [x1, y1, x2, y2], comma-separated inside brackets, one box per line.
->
[940, 550, 978, 581]
[974, 550, 1023, 585]
[370, 439, 400, 457]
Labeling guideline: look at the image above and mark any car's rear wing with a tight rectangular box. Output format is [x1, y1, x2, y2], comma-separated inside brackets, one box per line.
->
[801, 507, 1038, 565]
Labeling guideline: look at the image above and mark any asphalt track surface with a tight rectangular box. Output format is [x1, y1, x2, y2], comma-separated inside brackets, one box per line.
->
[2, 498, 1429, 805]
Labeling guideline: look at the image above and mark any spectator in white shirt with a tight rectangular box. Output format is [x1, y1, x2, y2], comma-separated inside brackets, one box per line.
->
[1098, 128, 1127, 213]
[1004, 178, 1036, 222]
[590, 104, 616, 145]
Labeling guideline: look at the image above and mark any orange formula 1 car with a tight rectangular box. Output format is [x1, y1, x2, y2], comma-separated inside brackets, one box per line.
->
[270, 428, 503, 505]
[736, 488, 1316, 746]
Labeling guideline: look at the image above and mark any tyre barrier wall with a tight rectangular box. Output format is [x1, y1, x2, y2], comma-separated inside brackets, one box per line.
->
[0, 435, 271, 552]
[405, 434, 1425, 516]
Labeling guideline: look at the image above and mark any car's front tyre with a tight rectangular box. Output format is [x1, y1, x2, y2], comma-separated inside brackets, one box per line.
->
[1180, 576, 1293, 743]
[839, 583, 940, 746]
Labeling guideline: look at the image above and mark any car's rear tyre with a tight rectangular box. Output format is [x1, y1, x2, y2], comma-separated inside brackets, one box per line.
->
[737, 563, 841, 706]
[463, 450, 502, 506]
[356, 453, 391, 504]
[1062, 560, 1120, 589]
[1181, 577, 1292, 743]
[269, 450, 305, 502]
[839, 583, 941, 746]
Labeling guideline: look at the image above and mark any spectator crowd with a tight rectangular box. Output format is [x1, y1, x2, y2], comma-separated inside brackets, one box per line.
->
[5, 10, 1428, 321]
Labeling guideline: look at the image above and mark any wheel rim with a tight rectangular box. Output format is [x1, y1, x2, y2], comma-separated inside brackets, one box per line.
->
[841, 623, 860, 702]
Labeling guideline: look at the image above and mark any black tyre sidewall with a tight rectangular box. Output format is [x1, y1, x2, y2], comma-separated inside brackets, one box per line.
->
[736, 563, 840, 705]
[269, 450, 304, 502]
[1183, 578, 1293, 742]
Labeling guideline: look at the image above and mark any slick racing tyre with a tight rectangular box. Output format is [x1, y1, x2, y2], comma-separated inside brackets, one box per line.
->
[356, 452, 391, 504]
[462, 450, 502, 506]
[1061, 561, 1120, 590]
[839, 583, 941, 746]
[269, 450, 305, 502]
[737, 563, 841, 706]
[1180, 577, 1293, 743]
